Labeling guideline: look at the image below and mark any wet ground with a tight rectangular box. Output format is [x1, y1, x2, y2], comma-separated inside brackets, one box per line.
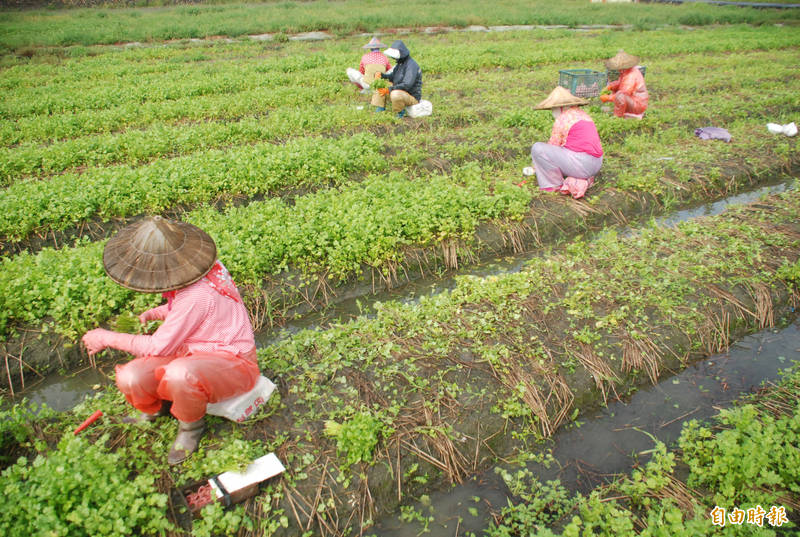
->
[372, 320, 800, 536]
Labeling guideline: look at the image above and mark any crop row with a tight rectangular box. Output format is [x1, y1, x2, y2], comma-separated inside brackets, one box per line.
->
[3, 43, 797, 185]
[1, 55, 339, 120]
[4, 43, 797, 183]
[1, 105, 795, 250]
[490, 371, 800, 536]
[2, 94, 797, 342]
[0, 104, 393, 184]
[0, 161, 530, 339]
[0, 80, 348, 147]
[0, 107, 784, 253]
[2, 24, 797, 144]
[253, 190, 800, 535]
[0, 132, 384, 243]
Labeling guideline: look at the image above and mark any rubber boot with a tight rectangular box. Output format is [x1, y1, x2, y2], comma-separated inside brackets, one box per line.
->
[397, 109, 407, 119]
[121, 400, 172, 424]
[168, 418, 206, 465]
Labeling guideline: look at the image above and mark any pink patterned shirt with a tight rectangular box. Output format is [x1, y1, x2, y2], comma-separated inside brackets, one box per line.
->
[548, 107, 603, 158]
[359, 51, 391, 74]
[124, 263, 255, 358]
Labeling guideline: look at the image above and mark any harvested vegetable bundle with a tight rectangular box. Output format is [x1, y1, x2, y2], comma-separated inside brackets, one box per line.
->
[113, 310, 142, 333]
[371, 77, 389, 90]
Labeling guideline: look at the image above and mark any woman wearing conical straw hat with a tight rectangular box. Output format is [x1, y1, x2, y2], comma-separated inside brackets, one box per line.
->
[527, 86, 603, 199]
[346, 36, 391, 94]
[600, 50, 648, 119]
[81, 216, 261, 464]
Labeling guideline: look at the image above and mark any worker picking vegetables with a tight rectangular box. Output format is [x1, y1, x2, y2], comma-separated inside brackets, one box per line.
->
[82, 216, 262, 464]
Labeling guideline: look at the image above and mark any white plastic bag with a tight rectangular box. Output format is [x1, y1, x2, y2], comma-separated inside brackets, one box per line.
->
[346, 67, 368, 89]
[407, 99, 433, 118]
[206, 375, 276, 422]
[767, 122, 797, 137]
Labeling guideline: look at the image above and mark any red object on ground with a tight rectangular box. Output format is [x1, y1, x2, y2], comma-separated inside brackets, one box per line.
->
[186, 483, 215, 511]
[73, 410, 103, 435]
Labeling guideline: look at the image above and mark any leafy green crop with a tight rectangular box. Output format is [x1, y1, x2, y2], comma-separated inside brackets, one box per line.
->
[0, 434, 173, 537]
[324, 410, 386, 467]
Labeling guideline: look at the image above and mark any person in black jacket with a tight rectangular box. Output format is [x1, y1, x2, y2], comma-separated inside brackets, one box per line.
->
[371, 40, 422, 118]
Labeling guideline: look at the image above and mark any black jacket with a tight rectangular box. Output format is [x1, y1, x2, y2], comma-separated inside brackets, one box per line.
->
[381, 40, 422, 101]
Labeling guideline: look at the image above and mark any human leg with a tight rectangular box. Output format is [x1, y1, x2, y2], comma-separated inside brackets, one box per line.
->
[371, 92, 386, 109]
[613, 93, 646, 118]
[389, 89, 418, 114]
[116, 355, 175, 415]
[168, 418, 206, 465]
[532, 143, 602, 192]
[155, 352, 260, 423]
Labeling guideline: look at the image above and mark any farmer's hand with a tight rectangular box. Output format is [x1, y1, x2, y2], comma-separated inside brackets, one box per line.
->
[138, 306, 164, 325]
[600, 93, 614, 103]
[378, 88, 390, 96]
[374, 71, 383, 80]
[82, 328, 113, 356]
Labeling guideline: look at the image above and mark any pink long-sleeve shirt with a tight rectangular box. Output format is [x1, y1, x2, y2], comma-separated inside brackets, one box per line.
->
[548, 107, 603, 158]
[120, 276, 255, 358]
[359, 51, 391, 75]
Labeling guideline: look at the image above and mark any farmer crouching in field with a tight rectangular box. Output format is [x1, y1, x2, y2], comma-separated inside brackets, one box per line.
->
[81, 216, 260, 465]
[346, 37, 391, 94]
[600, 50, 648, 120]
[529, 87, 603, 199]
[372, 40, 422, 118]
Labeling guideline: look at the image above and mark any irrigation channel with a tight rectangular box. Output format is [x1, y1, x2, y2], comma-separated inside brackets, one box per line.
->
[372, 320, 800, 536]
[20, 178, 794, 412]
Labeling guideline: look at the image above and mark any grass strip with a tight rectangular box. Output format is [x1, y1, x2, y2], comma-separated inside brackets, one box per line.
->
[1, 0, 797, 50]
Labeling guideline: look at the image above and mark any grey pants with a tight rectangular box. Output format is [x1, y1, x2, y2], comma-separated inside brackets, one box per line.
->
[531, 142, 603, 190]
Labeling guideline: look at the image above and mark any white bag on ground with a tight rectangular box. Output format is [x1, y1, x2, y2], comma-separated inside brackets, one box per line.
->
[767, 122, 797, 137]
[346, 67, 368, 89]
[407, 99, 433, 118]
[206, 375, 276, 422]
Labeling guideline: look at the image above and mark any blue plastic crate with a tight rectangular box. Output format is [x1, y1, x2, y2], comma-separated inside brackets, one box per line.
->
[558, 69, 607, 98]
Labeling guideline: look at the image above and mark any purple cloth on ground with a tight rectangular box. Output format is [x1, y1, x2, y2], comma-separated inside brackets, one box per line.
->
[694, 126, 731, 142]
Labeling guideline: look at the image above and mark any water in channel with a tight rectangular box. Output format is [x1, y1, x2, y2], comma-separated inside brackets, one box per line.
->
[372, 320, 800, 536]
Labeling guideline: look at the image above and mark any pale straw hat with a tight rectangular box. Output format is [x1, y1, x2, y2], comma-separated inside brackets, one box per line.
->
[534, 86, 589, 110]
[103, 216, 217, 293]
[605, 49, 640, 71]
[362, 37, 386, 49]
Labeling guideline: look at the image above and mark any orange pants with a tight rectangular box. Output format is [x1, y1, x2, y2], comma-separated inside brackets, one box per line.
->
[115, 348, 260, 422]
[613, 93, 647, 117]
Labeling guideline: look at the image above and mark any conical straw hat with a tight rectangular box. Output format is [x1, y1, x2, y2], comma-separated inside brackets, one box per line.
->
[534, 86, 589, 110]
[605, 49, 640, 71]
[103, 216, 217, 293]
[362, 37, 386, 49]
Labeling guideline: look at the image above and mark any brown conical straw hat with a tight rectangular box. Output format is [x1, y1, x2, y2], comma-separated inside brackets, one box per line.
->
[605, 49, 640, 71]
[103, 216, 217, 293]
[534, 86, 589, 110]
